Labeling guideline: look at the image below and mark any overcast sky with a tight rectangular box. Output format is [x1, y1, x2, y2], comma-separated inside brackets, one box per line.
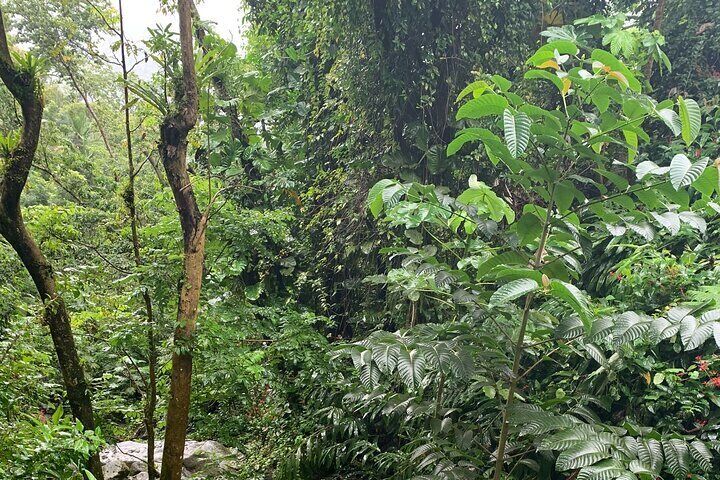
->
[116, 0, 246, 77]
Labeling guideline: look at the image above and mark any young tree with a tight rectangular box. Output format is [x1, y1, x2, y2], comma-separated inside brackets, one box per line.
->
[0, 7, 103, 480]
[158, 0, 207, 477]
[118, 0, 159, 477]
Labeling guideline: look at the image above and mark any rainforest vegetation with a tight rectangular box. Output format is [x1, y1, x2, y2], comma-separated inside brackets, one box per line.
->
[1, 0, 720, 479]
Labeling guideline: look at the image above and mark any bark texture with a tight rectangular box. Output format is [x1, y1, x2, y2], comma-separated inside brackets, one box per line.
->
[158, 0, 205, 478]
[0, 8, 103, 480]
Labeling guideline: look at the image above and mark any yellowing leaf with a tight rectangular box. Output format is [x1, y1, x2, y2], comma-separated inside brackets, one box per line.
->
[642, 372, 651, 385]
[538, 59, 559, 70]
[608, 70, 629, 88]
[561, 77, 571, 95]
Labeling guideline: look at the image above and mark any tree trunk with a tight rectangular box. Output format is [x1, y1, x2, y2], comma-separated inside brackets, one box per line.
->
[118, 1, 159, 477]
[0, 9, 103, 480]
[158, 0, 205, 478]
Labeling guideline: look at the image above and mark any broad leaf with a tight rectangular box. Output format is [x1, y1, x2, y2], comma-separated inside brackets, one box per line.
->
[489, 278, 539, 306]
[669, 154, 708, 190]
[456, 94, 508, 120]
[556, 440, 610, 471]
[503, 109, 532, 158]
[677, 96, 701, 145]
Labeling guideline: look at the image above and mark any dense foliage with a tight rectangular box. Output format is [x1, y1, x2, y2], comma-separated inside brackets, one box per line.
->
[1, 1, 720, 479]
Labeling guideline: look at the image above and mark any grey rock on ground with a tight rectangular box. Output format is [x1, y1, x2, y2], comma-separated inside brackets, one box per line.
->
[100, 440, 242, 479]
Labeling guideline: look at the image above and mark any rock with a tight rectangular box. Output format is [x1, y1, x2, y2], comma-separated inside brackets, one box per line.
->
[101, 440, 242, 479]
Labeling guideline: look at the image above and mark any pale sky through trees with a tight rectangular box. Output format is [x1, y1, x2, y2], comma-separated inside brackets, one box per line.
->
[118, 0, 245, 78]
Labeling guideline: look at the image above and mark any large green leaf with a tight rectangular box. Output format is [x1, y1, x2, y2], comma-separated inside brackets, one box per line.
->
[577, 459, 629, 480]
[489, 278, 539, 306]
[656, 108, 682, 136]
[690, 440, 713, 471]
[662, 439, 690, 477]
[503, 109, 532, 158]
[590, 49, 641, 92]
[556, 440, 610, 471]
[526, 40, 579, 66]
[524, 69, 564, 92]
[637, 439, 663, 474]
[367, 179, 398, 218]
[550, 280, 592, 330]
[457, 176, 515, 223]
[456, 94, 508, 120]
[455, 80, 490, 103]
[397, 347, 426, 390]
[447, 128, 499, 156]
[650, 211, 680, 235]
[677, 96, 701, 145]
[669, 154, 708, 190]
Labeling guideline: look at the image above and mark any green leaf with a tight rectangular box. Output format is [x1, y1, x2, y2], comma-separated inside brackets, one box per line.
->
[550, 280, 592, 330]
[515, 213, 543, 246]
[540, 425, 599, 450]
[524, 69, 564, 92]
[52, 405, 64, 424]
[447, 128, 499, 156]
[527, 40, 579, 66]
[397, 347, 426, 390]
[490, 74, 512, 92]
[489, 278, 539, 306]
[679, 211, 707, 233]
[663, 439, 690, 477]
[457, 177, 515, 223]
[678, 96, 702, 145]
[669, 154, 708, 190]
[456, 94, 508, 120]
[656, 108, 682, 136]
[693, 165, 720, 196]
[590, 49, 641, 92]
[650, 211, 680, 235]
[476, 251, 530, 279]
[503, 109, 532, 158]
[556, 440, 610, 471]
[636, 160, 669, 180]
[690, 440, 713, 471]
[577, 459, 628, 480]
[637, 439, 663, 474]
[613, 311, 653, 347]
[367, 179, 397, 217]
[685, 318, 714, 350]
[455, 80, 490, 103]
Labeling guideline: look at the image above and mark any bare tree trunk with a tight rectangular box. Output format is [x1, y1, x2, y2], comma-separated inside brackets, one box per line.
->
[0, 9, 103, 480]
[117, 1, 159, 478]
[158, 1, 205, 478]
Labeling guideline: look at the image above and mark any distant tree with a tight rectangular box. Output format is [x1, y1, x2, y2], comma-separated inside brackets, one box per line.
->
[0, 6, 103, 480]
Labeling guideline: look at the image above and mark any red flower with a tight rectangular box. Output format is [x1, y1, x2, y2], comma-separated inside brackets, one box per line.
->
[707, 377, 720, 388]
[700, 361, 710, 371]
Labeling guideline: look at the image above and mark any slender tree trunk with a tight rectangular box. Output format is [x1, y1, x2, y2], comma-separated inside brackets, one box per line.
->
[0, 9, 103, 479]
[159, 1, 205, 478]
[59, 58, 115, 158]
[118, 1, 158, 477]
[492, 190, 556, 480]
